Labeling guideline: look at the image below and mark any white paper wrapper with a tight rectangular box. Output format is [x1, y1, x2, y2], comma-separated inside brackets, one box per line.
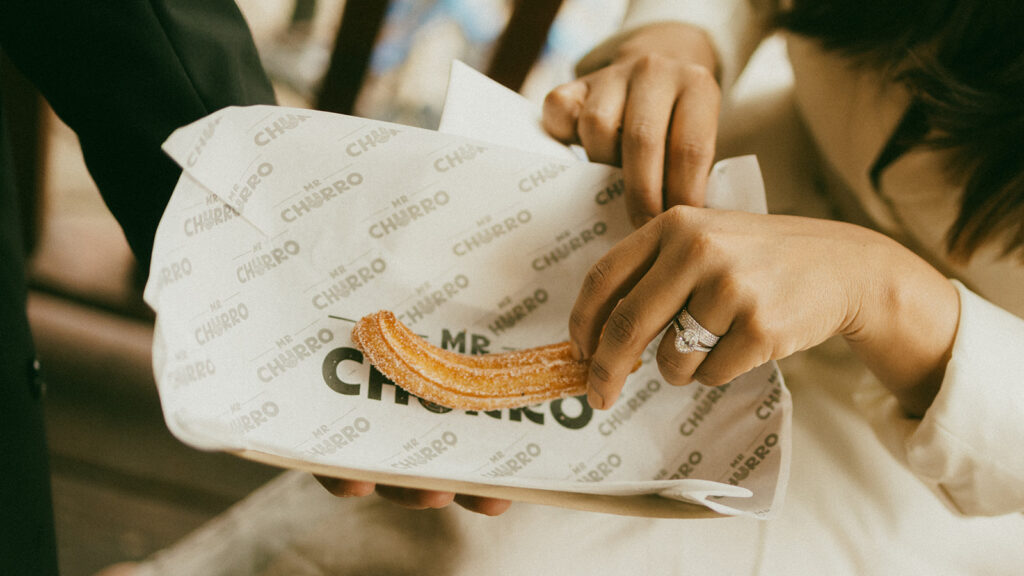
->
[145, 62, 791, 518]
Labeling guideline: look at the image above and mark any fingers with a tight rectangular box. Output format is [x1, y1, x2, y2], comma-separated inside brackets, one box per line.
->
[375, 486, 510, 515]
[585, 253, 703, 408]
[573, 206, 776, 406]
[576, 71, 627, 165]
[654, 317, 772, 388]
[571, 211, 727, 409]
[375, 485, 456, 509]
[372, 485, 511, 516]
[694, 319, 772, 387]
[653, 294, 734, 387]
[315, 475, 376, 497]
[315, 475, 511, 516]
[374, 486, 510, 515]
[653, 272, 779, 388]
[569, 217, 664, 358]
[544, 57, 720, 227]
[315, 474, 452, 509]
[542, 79, 587, 143]
[621, 56, 681, 227]
[664, 68, 719, 208]
[454, 494, 512, 516]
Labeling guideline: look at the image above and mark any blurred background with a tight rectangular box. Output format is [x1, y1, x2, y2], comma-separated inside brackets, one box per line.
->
[3, 1, 627, 574]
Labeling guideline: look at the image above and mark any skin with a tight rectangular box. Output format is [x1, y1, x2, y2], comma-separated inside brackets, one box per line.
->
[543, 22, 721, 226]
[566, 206, 958, 417]
[328, 20, 960, 515]
[543, 22, 959, 418]
[314, 475, 512, 516]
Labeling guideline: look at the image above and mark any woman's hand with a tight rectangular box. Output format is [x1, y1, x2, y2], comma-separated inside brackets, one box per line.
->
[543, 22, 721, 227]
[570, 206, 959, 417]
[314, 476, 511, 516]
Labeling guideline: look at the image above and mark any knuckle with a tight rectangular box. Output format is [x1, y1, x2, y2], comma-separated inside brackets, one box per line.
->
[633, 53, 672, 75]
[544, 84, 573, 106]
[568, 307, 590, 335]
[683, 63, 720, 93]
[685, 226, 724, 262]
[623, 121, 663, 151]
[541, 91, 561, 114]
[544, 86, 579, 115]
[656, 346, 691, 384]
[579, 108, 621, 138]
[747, 318, 774, 344]
[604, 307, 642, 347]
[737, 312, 776, 345]
[668, 138, 714, 169]
[770, 331, 800, 360]
[730, 319, 781, 366]
[580, 258, 615, 298]
[708, 273, 744, 306]
[661, 204, 694, 228]
[588, 358, 614, 386]
[672, 227, 713, 264]
[693, 364, 731, 387]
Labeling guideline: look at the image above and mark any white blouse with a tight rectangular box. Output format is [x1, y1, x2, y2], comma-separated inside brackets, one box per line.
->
[595, 0, 1024, 519]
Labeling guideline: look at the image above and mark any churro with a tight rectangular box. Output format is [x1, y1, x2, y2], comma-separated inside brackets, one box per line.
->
[351, 310, 589, 410]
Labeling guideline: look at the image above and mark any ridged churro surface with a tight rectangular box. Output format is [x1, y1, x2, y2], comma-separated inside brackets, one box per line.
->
[351, 310, 588, 410]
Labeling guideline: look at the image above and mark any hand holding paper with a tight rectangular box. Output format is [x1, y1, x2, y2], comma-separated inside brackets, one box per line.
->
[145, 62, 790, 519]
[542, 22, 723, 222]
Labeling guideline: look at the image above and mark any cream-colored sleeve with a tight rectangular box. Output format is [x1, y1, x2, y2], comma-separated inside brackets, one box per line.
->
[576, 0, 777, 94]
[857, 281, 1024, 516]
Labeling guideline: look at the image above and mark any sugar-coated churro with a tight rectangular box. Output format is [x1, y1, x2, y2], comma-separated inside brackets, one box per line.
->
[351, 310, 590, 410]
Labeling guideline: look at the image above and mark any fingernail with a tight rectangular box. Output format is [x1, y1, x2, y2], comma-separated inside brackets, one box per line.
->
[587, 388, 605, 410]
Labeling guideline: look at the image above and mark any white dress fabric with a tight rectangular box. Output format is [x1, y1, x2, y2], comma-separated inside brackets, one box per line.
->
[134, 2, 1024, 574]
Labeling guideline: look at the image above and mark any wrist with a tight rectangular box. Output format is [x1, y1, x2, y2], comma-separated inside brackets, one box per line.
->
[842, 240, 960, 417]
[576, 22, 719, 82]
[616, 22, 720, 81]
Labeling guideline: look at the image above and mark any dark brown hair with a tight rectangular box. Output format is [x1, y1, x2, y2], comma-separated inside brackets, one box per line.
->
[777, 0, 1024, 261]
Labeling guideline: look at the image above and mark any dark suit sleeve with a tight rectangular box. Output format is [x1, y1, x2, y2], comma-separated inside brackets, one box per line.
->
[0, 0, 277, 269]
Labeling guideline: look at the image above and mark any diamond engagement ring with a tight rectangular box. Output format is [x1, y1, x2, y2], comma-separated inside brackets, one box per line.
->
[673, 309, 720, 353]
